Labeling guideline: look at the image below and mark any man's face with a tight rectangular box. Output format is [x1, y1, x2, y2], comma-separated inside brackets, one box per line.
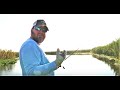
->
[32, 27, 46, 44]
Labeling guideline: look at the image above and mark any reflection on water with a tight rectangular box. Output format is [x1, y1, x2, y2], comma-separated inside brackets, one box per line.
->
[48, 55, 115, 76]
[110, 64, 120, 76]
[0, 64, 15, 75]
[0, 55, 118, 76]
[91, 54, 120, 76]
[0, 60, 22, 76]
[100, 60, 120, 76]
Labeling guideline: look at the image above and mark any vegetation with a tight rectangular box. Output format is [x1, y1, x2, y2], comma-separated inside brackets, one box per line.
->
[0, 59, 17, 67]
[91, 38, 120, 75]
[45, 49, 91, 55]
[0, 49, 18, 59]
[91, 38, 120, 60]
[0, 49, 18, 67]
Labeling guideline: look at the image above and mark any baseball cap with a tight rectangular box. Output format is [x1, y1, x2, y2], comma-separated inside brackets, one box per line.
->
[33, 19, 49, 32]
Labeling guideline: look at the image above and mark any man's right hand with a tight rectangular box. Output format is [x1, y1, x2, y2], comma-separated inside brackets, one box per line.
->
[55, 48, 67, 68]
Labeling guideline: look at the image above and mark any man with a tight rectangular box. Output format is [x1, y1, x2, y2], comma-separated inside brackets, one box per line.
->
[19, 19, 66, 76]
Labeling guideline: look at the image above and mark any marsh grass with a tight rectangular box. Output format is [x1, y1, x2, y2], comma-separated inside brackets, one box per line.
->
[92, 38, 120, 60]
[0, 49, 18, 67]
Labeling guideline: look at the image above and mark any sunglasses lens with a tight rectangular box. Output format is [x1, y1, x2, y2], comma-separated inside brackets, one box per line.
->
[35, 26, 48, 33]
[42, 27, 48, 32]
[35, 27, 41, 31]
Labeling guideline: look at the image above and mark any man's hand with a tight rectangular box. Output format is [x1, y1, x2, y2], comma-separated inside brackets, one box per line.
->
[55, 48, 67, 67]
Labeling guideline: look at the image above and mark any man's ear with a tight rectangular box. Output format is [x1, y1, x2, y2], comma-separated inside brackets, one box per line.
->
[31, 29, 36, 35]
[31, 26, 35, 34]
[31, 30, 34, 34]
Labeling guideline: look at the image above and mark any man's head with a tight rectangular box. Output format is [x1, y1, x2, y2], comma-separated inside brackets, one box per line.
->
[31, 19, 49, 44]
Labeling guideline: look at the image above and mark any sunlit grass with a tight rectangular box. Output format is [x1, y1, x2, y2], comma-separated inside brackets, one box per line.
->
[91, 38, 120, 75]
[0, 49, 18, 66]
[0, 59, 17, 67]
[92, 38, 120, 60]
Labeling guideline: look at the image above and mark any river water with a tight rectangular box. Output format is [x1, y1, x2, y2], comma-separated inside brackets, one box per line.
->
[0, 55, 116, 76]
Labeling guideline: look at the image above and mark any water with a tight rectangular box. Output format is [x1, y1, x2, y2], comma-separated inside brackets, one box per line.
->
[0, 60, 22, 76]
[0, 55, 116, 76]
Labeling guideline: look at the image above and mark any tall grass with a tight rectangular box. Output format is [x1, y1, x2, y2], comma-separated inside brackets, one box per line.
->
[0, 49, 18, 60]
[92, 38, 120, 59]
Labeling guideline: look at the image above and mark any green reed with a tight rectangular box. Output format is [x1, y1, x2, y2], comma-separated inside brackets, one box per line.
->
[92, 38, 120, 60]
[0, 49, 18, 60]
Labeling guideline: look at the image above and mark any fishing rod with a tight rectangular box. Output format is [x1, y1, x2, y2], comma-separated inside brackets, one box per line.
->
[60, 48, 79, 69]
[64, 48, 79, 60]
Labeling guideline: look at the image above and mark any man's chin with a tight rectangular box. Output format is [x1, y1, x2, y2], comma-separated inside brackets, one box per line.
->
[38, 40, 44, 44]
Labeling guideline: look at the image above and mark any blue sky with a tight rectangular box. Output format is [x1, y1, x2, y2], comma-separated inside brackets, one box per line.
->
[0, 14, 120, 52]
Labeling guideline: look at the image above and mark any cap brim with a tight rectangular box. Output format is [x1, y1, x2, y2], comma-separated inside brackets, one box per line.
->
[44, 26, 49, 31]
[40, 26, 49, 32]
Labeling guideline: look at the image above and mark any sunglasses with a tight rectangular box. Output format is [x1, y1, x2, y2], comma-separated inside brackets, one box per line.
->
[34, 26, 48, 33]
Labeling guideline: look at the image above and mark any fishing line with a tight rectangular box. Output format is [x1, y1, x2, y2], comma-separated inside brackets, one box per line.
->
[61, 48, 79, 69]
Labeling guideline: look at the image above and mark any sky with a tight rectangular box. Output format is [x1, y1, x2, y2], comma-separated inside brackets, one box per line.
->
[0, 14, 120, 52]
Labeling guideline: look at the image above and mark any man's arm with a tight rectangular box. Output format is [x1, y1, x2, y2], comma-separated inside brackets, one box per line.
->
[20, 42, 57, 76]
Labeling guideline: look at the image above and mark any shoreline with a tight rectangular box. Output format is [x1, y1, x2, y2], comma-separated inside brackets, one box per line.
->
[0, 58, 19, 67]
[91, 53, 120, 76]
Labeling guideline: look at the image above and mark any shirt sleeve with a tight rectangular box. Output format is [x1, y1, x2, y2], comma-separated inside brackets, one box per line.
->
[20, 42, 58, 76]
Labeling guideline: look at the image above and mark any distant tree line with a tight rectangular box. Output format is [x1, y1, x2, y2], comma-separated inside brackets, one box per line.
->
[45, 49, 91, 55]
